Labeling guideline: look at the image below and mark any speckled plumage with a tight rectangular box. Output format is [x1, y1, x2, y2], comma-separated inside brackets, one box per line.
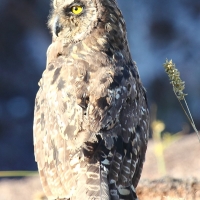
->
[33, 0, 150, 199]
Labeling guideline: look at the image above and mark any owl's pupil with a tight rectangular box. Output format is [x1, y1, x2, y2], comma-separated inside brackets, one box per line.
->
[74, 7, 78, 11]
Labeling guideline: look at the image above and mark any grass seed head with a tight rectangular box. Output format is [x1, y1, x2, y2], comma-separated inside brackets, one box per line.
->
[163, 59, 187, 100]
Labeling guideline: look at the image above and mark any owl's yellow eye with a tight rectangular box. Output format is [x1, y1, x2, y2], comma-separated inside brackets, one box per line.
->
[71, 6, 83, 15]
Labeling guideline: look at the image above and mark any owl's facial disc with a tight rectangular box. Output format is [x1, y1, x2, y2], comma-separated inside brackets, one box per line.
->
[52, 3, 84, 36]
[49, 0, 99, 42]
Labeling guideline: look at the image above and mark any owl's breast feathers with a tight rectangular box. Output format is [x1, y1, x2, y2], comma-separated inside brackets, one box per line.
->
[34, 36, 149, 199]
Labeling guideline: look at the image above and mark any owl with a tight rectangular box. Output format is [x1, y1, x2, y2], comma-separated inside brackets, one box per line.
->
[33, 0, 150, 200]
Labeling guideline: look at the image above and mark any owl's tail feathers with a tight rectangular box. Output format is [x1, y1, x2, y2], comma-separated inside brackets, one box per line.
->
[102, 137, 139, 200]
[109, 185, 138, 200]
[74, 162, 102, 200]
[100, 156, 138, 200]
[100, 165, 139, 200]
[100, 164, 110, 200]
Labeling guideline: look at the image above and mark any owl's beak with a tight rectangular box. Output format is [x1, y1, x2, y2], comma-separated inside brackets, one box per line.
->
[53, 15, 62, 37]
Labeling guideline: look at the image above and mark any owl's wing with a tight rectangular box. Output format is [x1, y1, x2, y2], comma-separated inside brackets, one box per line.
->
[99, 83, 149, 199]
[78, 53, 150, 199]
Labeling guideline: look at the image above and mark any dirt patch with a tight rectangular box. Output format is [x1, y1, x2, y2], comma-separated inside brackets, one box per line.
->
[141, 134, 200, 180]
[0, 176, 42, 200]
[137, 177, 200, 200]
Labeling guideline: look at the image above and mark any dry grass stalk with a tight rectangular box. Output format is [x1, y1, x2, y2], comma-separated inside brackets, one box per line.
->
[163, 59, 200, 142]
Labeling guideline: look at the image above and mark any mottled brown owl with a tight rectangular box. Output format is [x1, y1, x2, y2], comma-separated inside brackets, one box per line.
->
[33, 0, 150, 199]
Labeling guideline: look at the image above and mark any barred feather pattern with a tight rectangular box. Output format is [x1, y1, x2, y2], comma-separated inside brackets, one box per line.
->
[33, 0, 150, 199]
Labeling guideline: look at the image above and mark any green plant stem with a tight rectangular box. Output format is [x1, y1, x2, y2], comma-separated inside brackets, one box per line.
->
[175, 93, 200, 142]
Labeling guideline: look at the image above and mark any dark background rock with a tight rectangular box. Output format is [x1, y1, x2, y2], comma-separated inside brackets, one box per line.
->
[0, 0, 199, 171]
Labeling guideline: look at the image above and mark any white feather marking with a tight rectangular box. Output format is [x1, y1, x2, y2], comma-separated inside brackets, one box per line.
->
[69, 154, 79, 166]
[118, 188, 130, 195]
[73, 163, 80, 172]
[115, 94, 120, 99]
[102, 158, 110, 165]
[86, 172, 100, 179]
[110, 179, 115, 184]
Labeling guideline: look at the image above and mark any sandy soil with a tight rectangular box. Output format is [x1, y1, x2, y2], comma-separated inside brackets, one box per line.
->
[0, 134, 199, 200]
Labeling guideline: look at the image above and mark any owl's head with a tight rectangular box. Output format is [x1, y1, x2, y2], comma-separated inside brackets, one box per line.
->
[48, 0, 101, 42]
[48, 0, 125, 44]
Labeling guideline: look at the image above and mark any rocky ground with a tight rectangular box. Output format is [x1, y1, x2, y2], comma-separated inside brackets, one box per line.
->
[0, 134, 199, 200]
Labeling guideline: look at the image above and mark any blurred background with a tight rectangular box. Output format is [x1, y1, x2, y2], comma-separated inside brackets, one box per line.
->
[0, 0, 200, 173]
